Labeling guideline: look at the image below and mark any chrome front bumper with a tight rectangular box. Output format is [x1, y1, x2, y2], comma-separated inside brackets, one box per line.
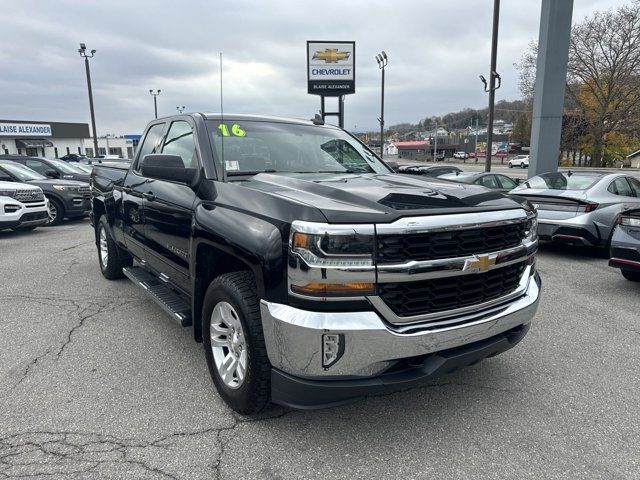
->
[260, 271, 541, 379]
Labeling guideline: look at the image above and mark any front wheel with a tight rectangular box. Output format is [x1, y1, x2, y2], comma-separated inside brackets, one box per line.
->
[508, 163, 513, 168]
[47, 198, 64, 226]
[203, 272, 271, 415]
[521, 163, 526, 168]
[622, 270, 640, 282]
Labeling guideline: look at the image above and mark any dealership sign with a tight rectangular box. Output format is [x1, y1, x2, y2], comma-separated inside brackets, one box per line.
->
[307, 41, 355, 96]
[0, 123, 52, 136]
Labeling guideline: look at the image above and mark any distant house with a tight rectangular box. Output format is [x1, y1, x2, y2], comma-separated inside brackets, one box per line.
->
[626, 149, 640, 168]
[395, 141, 430, 161]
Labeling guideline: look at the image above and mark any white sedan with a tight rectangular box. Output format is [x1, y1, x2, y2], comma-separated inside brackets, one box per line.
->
[453, 151, 469, 159]
[508, 155, 529, 168]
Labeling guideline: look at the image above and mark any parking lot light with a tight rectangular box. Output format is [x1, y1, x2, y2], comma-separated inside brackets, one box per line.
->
[78, 43, 99, 158]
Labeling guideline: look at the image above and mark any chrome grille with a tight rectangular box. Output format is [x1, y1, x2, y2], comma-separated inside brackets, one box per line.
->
[376, 222, 527, 264]
[378, 261, 526, 317]
[14, 189, 44, 203]
[78, 186, 91, 198]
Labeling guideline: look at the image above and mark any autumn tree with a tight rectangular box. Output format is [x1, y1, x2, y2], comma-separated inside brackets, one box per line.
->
[516, 1, 640, 166]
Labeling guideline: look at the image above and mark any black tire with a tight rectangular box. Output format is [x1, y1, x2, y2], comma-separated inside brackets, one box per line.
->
[203, 272, 270, 415]
[97, 216, 131, 280]
[508, 163, 513, 168]
[521, 163, 526, 169]
[622, 269, 640, 282]
[12, 226, 37, 232]
[47, 198, 64, 226]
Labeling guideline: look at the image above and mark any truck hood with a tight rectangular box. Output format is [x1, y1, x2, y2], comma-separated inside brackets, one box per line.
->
[238, 172, 528, 223]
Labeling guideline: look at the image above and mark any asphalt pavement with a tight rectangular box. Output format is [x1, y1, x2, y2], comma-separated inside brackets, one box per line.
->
[1, 221, 639, 479]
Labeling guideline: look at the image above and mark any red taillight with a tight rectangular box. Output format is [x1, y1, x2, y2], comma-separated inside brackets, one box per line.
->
[579, 202, 599, 213]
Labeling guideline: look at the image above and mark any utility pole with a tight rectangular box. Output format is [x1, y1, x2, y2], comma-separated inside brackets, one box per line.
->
[475, 117, 479, 164]
[480, 0, 502, 172]
[78, 43, 98, 157]
[376, 51, 388, 159]
[433, 121, 438, 162]
[149, 89, 161, 119]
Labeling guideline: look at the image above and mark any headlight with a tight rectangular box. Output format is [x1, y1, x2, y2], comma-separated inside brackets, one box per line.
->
[288, 221, 375, 298]
[52, 185, 71, 191]
[524, 214, 538, 242]
[0, 189, 16, 198]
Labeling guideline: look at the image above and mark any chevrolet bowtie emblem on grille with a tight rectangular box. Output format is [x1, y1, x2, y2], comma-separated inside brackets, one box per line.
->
[313, 49, 350, 63]
[463, 254, 498, 272]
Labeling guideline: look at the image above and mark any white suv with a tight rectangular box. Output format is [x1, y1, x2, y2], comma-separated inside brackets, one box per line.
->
[508, 155, 530, 168]
[0, 181, 50, 232]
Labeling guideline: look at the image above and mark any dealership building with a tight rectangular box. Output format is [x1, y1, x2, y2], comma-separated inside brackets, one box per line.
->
[0, 119, 140, 159]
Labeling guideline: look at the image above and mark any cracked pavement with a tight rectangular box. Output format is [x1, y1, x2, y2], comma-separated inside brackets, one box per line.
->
[1, 220, 639, 479]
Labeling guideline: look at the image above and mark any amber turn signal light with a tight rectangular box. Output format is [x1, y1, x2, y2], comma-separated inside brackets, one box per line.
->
[291, 282, 375, 297]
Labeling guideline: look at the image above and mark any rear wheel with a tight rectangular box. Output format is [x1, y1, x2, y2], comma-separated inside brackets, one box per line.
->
[203, 272, 271, 415]
[622, 270, 640, 282]
[97, 216, 131, 280]
[47, 198, 64, 226]
[521, 162, 526, 168]
[508, 163, 513, 168]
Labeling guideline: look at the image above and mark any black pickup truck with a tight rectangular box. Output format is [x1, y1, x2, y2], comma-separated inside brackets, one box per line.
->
[91, 113, 541, 414]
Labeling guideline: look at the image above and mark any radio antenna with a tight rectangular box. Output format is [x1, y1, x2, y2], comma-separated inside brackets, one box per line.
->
[219, 52, 226, 182]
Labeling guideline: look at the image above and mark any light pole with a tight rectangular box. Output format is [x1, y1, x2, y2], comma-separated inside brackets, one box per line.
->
[176, 106, 185, 114]
[149, 89, 161, 119]
[479, 0, 502, 172]
[376, 51, 388, 159]
[78, 43, 98, 157]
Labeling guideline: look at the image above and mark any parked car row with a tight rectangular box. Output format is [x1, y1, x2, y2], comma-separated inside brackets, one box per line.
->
[0, 155, 92, 229]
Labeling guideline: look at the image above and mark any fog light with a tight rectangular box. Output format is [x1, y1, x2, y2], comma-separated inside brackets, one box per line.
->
[322, 333, 344, 368]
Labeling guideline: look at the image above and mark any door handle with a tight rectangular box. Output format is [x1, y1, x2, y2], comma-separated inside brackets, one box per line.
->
[143, 192, 156, 201]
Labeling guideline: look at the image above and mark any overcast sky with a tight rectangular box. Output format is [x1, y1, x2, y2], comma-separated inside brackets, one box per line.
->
[0, 0, 621, 134]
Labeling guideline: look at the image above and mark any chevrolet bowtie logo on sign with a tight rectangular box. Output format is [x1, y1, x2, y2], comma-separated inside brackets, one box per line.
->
[313, 49, 350, 63]
[307, 41, 355, 96]
[463, 254, 498, 272]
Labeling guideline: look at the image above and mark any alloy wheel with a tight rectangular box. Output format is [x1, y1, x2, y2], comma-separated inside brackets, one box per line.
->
[210, 301, 247, 389]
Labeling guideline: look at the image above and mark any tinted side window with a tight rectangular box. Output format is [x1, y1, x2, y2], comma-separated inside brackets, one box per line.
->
[25, 159, 48, 175]
[162, 121, 197, 168]
[0, 168, 12, 181]
[626, 177, 640, 197]
[136, 123, 165, 169]
[608, 177, 634, 197]
[497, 175, 517, 189]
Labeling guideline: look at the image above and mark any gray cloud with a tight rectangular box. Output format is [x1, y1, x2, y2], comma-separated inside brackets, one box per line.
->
[0, 0, 620, 134]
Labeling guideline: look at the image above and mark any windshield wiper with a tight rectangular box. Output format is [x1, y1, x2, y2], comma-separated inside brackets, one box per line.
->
[226, 169, 277, 176]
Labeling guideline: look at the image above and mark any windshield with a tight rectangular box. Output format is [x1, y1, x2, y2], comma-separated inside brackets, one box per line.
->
[516, 172, 601, 191]
[48, 158, 85, 174]
[0, 161, 47, 181]
[207, 120, 391, 176]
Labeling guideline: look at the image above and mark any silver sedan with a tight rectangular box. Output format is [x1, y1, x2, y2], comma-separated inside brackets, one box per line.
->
[510, 171, 640, 248]
[609, 208, 640, 282]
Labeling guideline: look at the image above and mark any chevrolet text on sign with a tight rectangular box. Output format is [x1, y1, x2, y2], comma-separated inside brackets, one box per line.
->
[307, 41, 355, 96]
[0, 123, 52, 136]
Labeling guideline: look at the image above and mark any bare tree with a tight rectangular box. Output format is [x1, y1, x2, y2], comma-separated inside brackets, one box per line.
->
[516, 1, 640, 166]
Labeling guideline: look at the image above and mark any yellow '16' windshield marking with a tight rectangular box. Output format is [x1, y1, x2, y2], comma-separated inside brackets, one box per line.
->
[218, 124, 246, 137]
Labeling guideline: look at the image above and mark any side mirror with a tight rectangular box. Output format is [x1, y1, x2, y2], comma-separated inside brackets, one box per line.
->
[44, 169, 60, 179]
[140, 154, 198, 185]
